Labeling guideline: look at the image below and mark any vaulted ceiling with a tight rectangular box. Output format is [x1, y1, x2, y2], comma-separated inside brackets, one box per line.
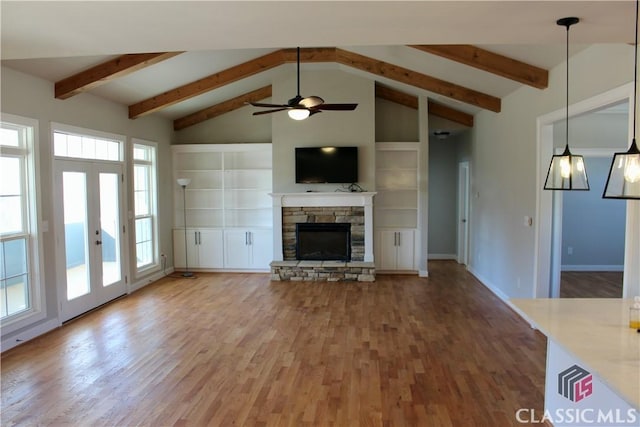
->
[1, 1, 635, 132]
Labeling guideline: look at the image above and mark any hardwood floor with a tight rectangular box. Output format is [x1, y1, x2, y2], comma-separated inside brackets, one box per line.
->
[1, 261, 546, 426]
[560, 271, 623, 298]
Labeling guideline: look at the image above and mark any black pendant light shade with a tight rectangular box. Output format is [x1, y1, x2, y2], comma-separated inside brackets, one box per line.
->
[544, 17, 590, 191]
[603, 0, 640, 199]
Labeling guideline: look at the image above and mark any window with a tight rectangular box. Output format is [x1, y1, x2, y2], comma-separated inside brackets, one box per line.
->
[1, 115, 41, 324]
[53, 131, 121, 161]
[132, 141, 158, 272]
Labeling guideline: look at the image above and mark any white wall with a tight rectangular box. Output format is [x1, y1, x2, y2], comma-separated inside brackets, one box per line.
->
[173, 103, 272, 144]
[469, 44, 635, 299]
[1, 66, 174, 342]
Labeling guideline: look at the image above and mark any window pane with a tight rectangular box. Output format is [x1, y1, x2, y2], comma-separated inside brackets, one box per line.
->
[0, 157, 22, 195]
[135, 217, 153, 268]
[53, 131, 122, 162]
[1, 238, 29, 319]
[134, 165, 150, 216]
[0, 157, 24, 236]
[133, 144, 150, 161]
[0, 127, 20, 147]
[1, 238, 27, 279]
[1, 274, 29, 317]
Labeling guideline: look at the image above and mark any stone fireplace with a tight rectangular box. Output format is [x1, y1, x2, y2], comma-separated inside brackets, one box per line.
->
[270, 192, 376, 281]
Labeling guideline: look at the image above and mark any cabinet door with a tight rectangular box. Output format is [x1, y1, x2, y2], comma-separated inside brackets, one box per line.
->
[173, 229, 199, 268]
[376, 230, 399, 270]
[197, 229, 224, 268]
[223, 230, 250, 268]
[395, 229, 415, 270]
[248, 229, 273, 269]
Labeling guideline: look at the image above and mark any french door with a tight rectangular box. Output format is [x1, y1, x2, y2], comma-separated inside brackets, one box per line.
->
[54, 160, 127, 322]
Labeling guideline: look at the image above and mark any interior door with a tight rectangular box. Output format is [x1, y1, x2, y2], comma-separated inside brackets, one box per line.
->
[55, 160, 126, 322]
[457, 161, 470, 265]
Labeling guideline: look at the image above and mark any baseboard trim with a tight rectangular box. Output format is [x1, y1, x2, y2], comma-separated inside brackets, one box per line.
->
[1, 318, 60, 353]
[561, 264, 624, 272]
[129, 268, 175, 293]
[428, 254, 457, 260]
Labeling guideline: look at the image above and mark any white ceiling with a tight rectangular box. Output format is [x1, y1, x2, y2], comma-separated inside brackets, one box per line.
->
[0, 1, 636, 125]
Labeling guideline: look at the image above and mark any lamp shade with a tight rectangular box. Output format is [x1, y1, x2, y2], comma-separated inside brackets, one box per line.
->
[544, 146, 589, 190]
[288, 108, 310, 121]
[602, 139, 640, 199]
[176, 178, 191, 187]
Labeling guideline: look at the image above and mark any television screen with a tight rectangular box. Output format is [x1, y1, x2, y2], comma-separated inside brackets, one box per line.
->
[295, 146, 358, 183]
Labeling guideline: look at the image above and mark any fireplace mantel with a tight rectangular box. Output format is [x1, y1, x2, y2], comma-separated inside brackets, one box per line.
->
[270, 192, 376, 262]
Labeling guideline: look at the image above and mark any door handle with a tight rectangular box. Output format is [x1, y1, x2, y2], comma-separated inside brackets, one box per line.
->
[95, 240, 102, 245]
[461, 219, 467, 223]
[397, 232, 401, 246]
[198, 231, 201, 245]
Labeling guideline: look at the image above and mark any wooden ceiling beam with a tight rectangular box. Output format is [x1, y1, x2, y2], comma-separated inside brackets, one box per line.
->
[375, 84, 418, 109]
[409, 45, 548, 89]
[336, 48, 501, 113]
[55, 52, 182, 100]
[173, 85, 272, 131]
[129, 50, 285, 119]
[427, 101, 474, 127]
[130, 47, 501, 120]
[375, 83, 474, 127]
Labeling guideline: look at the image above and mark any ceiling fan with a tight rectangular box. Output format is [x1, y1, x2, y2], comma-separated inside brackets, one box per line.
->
[249, 47, 358, 120]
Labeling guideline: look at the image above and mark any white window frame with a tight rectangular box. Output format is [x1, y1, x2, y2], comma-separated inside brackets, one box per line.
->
[131, 139, 160, 276]
[0, 113, 46, 332]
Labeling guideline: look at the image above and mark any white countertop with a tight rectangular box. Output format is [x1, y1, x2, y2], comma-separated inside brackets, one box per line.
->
[511, 298, 640, 410]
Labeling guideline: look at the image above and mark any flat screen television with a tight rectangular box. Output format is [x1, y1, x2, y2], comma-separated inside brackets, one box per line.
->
[295, 146, 358, 184]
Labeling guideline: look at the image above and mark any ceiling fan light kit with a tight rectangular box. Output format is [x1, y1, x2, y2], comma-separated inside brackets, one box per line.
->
[250, 47, 358, 120]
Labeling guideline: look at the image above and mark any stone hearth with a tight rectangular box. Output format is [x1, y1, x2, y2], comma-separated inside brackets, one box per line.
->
[270, 192, 376, 282]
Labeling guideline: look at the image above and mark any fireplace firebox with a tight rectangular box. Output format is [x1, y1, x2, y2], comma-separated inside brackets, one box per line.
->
[295, 223, 351, 261]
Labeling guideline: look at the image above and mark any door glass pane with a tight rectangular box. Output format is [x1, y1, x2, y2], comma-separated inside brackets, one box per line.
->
[99, 173, 121, 287]
[63, 172, 90, 300]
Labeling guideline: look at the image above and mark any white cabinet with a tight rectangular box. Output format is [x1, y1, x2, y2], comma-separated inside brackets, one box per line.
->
[173, 229, 223, 269]
[172, 143, 273, 271]
[376, 229, 415, 271]
[375, 142, 420, 271]
[223, 229, 273, 269]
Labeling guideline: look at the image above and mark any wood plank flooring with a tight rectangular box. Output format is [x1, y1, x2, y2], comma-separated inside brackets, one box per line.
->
[560, 271, 623, 298]
[1, 261, 547, 426]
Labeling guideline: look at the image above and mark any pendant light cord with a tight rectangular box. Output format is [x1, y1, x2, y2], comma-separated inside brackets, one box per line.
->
[634, 0, 638, 141]
[565, 23, 570, 151]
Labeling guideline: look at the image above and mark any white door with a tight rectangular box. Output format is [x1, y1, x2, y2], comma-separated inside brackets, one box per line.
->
[248, 229, 273, 269]
[173, 228, 199, 269]
[197, 229, 224, 268]
[396, 229, 415, 270]
[377, 230, 399, 270]
[55, 161, 126, 322]
[457, 161, 470, 265]
[223, 229, 250, 269]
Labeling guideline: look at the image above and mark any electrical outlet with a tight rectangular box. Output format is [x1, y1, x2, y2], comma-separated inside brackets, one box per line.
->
[567, 247, 573, 255]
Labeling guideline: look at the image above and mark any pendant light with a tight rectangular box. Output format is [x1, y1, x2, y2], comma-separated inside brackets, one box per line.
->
[603, 0, 640, 199]
[544, 17, 590, 191]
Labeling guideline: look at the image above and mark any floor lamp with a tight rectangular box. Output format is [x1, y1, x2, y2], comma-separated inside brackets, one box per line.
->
[177, 178, 194, 278]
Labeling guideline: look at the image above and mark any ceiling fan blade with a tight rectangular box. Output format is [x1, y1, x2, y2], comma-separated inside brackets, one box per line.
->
[300, 96, 324, 108]
[249, 102, 289, 108]
[315, 103, 358, 111]
[253, 108, 289, 116]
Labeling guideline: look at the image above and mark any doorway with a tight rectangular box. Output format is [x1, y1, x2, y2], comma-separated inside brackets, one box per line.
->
[457, 161, 470, 265]
[535, 83, 640, 299]
[54, 160, 126, 322]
